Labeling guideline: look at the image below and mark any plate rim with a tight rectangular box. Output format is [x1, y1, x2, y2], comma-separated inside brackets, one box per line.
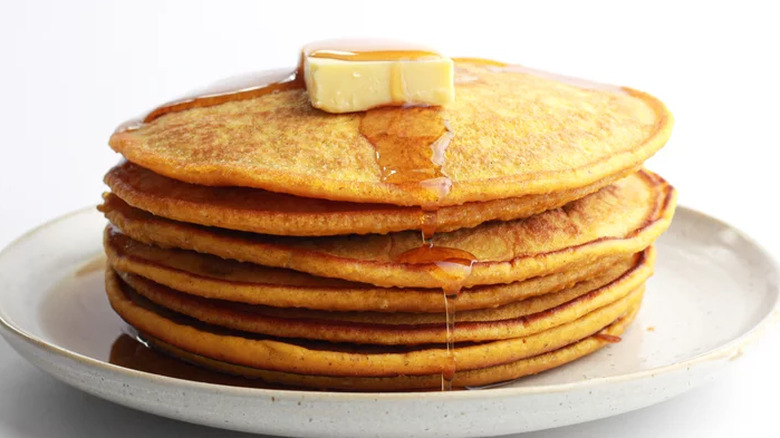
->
[0, 205, 778, 402]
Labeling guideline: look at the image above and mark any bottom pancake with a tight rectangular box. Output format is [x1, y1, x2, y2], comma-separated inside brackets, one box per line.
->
[140, 302, 638, 392]
[106, 268, 644, 379]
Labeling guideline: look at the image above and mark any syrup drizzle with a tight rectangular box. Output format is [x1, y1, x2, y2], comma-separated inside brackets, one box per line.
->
[360, 106, 454, 201]
[395, 244, 476, 390]
[114, 64, 306, 134]
[115, 39, 468, 391]
[359, 89, 469, 389]
[306, 45, 470, 390]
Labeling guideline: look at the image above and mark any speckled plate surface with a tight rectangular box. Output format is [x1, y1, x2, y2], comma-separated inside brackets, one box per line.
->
[0, 207, 777, 438]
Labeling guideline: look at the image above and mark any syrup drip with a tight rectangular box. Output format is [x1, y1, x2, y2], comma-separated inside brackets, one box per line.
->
[395, 244, 476, 390]
[360, 107, 454, 201]
[442, 295, 458, 391]
[420, 210, 439, 241]
[394, 245, 475, 293]
[143, 72, 304, 124]
[116, 63, 305, 133]
[354, 55, 465, 389]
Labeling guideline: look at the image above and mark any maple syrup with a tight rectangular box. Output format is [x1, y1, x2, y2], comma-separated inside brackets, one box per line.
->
[394, 244, 475, 390]
[359, 106, 454, 201]
[118, 66, 303, 132]
[115, 68, 304, 132]
[356, 62, 468, 388]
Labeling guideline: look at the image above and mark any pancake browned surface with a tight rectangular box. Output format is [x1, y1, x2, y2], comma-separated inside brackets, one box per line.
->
[104, 226, 646, 312]
[105, 161, 635, 236]
[100, 170, 675, 288]
[109, 60, 672, 207]
[106, 268, 644, 378]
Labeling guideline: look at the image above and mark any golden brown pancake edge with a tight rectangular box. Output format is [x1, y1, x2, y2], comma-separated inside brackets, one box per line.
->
[104, 226, 650, 312]
[113, 248, 651, 344]
[139, 302, 639, 392]
[99, 170, 676, 288]
[105, 268, 644, 377]
[104, 161, 637, 236]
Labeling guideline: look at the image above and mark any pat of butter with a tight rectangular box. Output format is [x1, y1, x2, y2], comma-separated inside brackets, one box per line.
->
[302, 40, 455, 114]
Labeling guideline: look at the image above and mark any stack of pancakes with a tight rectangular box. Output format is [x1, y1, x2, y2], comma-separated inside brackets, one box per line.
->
[99, 60, 676, 391]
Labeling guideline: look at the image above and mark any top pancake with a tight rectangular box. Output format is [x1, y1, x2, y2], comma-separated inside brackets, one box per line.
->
[110, 60, 672, 207]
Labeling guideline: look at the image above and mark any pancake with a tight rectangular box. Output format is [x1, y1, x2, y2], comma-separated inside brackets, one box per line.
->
[114, 245, 651, 344]
[110, 60, 672, 207]
[105, 226, 648, 312]
[106, 268, 643, 377]
[100, 170, 675, 288]
[141, 301, 638, 391]
[104, 161, 635, 236]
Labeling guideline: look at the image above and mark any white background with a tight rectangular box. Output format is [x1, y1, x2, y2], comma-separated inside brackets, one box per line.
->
[0, 0, 779, 437]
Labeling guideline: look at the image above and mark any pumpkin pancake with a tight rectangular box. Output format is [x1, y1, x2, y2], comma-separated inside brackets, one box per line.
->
[140, 302, 638, 392]
[105, 226, 648, 312]
[100, 170, 675, 288]
[106, 268, 643, 377]
[104, 161, 635, 236]
[114, 246, 651, 344]
[109, 60, 672, 207]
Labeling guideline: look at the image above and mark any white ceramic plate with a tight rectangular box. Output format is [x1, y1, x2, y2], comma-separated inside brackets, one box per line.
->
[0, 207, 777, 438]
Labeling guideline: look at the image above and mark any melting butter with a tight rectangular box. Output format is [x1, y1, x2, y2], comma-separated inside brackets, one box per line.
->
[302, 39, 455, 113]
